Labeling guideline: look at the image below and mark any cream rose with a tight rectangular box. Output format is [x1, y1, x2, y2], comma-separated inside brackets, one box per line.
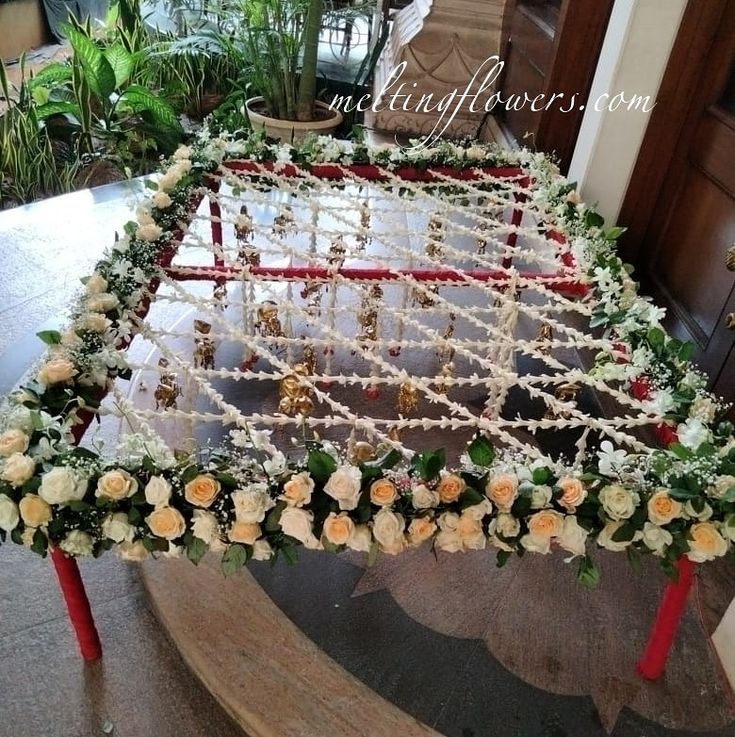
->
[641, 522, 672, 556]
[96, 469, 138, 501]
[0, 429, 29, 457]
[102, 512, 133, 543]
[457, 511, 486, 550]
[411, 484, 440, 509]
[79, 313, 111, 333]
[37, 356, 78, 386]
[486, 473, 519, 512]
[280, 506, 318, 547]
[18, 494, 52, 527]
[229, 520, 261, 545]
[191, 509, 219, 544]
[280, 471, 314, 507]
[530, 485, 552, 509]
[147, 506, 186, 540]
[347, 524, 372, 552]
[647, 489, 682, 526]
[370, 478, 398, 507]
[184, 474, 221, 508]
[252, 539, 274, 561]
[119, 540, 149, 561]
[152, 190, 173, 209]
[322, 512, 355, 546]
[435, 512, 463, 553]
[1, 453, 35, 487]
[557, 516, 588, 557]
[232, 486, 274, 523]
[708, 475, 735, 500]
[684, 500, 713, 521]
[136, 222, 163, 242]
[86, 272, 108, 294]
[86, 292, 119, 313]
[0, 494, 20, 531]
[557, 477, 587, 511]
[488, 513, 520, 551]
[599, 484, 639, 521]
[323, 465, 362, 511]
[597, 520, 639, 552]
[372, 509, 405, 554]
[408, 516, 436, 546]
[60, 530, 94, 556]
[521, 509, 564, 554]
[144, 476, 172, 508]
[687, 522, 728, 562]
[437, 473, 465, 504]
[39, 466, 88, 505]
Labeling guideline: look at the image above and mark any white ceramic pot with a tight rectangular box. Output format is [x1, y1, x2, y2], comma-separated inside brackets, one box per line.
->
[245, 97, 344, 142]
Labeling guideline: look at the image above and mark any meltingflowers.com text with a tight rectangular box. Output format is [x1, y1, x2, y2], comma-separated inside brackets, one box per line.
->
[330, 56, 656, 148]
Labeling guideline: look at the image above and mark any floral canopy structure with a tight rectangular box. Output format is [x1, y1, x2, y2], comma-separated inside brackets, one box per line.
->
[0, 130, 734, 678]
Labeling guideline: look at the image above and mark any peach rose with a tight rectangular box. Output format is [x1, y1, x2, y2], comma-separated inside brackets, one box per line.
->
[37, 357, 77, 385]
[521, 509, 564, 554]
[147, 507, 186, 540]
[370, 478, 398, 507]
[485, 473, 518, 511]
[457, 512, 486, 550]
[687, 522, 728, 563]
[280, 471, 314, 507]
[184, 474, 221, 508]
[18, 494, 52, 527]
[229, 520, 262, 545]
[437, 473, 465, 504]
[408, 516, 437, 546]
[0, 429, 29, 457]
[647, 489, 682, 526]
[557, 476, 586, 510]
[1, 452, 36, 487]
[322, 512, 355, 546]
[96, 469, 138, 501]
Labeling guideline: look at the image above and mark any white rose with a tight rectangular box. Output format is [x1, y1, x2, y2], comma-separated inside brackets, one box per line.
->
[96, 469, 138, 501]
[684, 500, 713, 521]
[411, 484, 439, 509]
[324, 465, 363, 511]
[173, 145, 192, 161]
[599, 484, 639, 521]
[689, 396, 716, 423]
[280, 507, 319, 547]
[86, 292, 119, 313]
[60, 530, 94, 556]
[232, 487, 275, 523]
[136, 222, 163, 242]
[39, 466, 88, 505]
[708, 476, 735, 500]
[557, 516, 588, 557]
[0, 429, 30, 457]
[641, 522, 672, 556]
[79, 313, 111, 333]
[1, 453, 36, 487]
[530, 485, 552, 509]
[488, 513, 520, 551]
[145, 476, 172, 508]
[119, 540, 149, 561]
[677, 418, 711, 451]
[346, 524, 372, 552]
[435, 512, 463, 553]
[102, 512, 133, 543]
[152, 190, 173, 209]
[280, 471, 314, 507]
[0, 493, 20, 531]
[724, 514, 735, 542]
[597, 520, 639, 551]
[252, 539, 274, 561]
[191, 510, 219, 544]
[86, 273, 108, 294]
[372, 509, 405, 554]
[457, 510, 486, 550]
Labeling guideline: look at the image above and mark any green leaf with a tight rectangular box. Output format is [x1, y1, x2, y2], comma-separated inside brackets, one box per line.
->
[281, 544, 299, 566]
[103, 43, 133, 88]
[31, 529, 48, 557]
[221, 543, 248, 576]
[366, 539, 379, 567]
[307, 449, 337, 483]
[668, 443, 693, 460]
[65, 25, 116, 100]
[678, 342, 695, 362]
[584, 210, 604, 228]
[265, 501, 286, 532]
[459, 487, 484, 508]
[29, 61, 73, 88]
[119, 85, 183, 134]
[35, 101, 81, 121]
[577, 555, 600, 589]
[36, 329, 61, 345]
[496, 549, 512, 568]
[647, 327, 665, 348]
[186, 536, 208, 565]
[180, 465, 199, 484]
[467, 435, 495, 467]
[532, 467, 552, 485]
[611, 522, 636, 543]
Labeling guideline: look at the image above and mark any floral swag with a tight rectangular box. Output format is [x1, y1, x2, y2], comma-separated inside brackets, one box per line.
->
[0, 129, 734, 588]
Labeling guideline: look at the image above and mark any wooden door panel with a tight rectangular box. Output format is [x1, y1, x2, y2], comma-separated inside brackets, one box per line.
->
[695, 109, 735, 198]
[651, 170, 735, 349]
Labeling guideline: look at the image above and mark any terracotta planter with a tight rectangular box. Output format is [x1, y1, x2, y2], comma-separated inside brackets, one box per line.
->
[245, 97, 343, 142]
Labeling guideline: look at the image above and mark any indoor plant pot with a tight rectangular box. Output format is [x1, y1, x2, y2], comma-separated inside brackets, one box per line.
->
[245, 96, 343, 142]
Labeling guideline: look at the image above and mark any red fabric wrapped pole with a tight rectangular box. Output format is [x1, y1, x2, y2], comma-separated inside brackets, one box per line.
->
[51, 548, 102, 661]
[636, 556, 696, 680]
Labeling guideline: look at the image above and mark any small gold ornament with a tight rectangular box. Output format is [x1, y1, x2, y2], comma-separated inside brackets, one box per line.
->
[272, 206, 296, 235]
[193, 320, 216, 370]
[300, 281, 323, 310]
[213, 284, 227, 311]
[476, 221, 489, 257]
[357, 285, 382, 342]
[414, 284, 439, 308]
[349, 441, 376, 464]
[536, 322, 553, 355]
[154, 358, 182, 410]
[302, 342, 317, 374]
[256, 301, 284, 338]
[726, 245, 735, 272]
[388, 426, 402, 443]
[328, 234, 347, 268]
[234, 205, 253, 242]
[356, 203, 371, 248]
[544, 382, 580, 420]
[435, 362, 455, 395]
[278, 363, 314, 416]
[397, 382, 419, 414]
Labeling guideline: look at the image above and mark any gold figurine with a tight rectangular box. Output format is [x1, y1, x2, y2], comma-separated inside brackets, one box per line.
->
[278, 363, 314, 416]
[193, 320, 216, 370]
[435, 362, 455, 396]
[544, 382, 580, 420]
[397, 382, 419, 414]
[213, 284, 227, 311]
[154, 358, 182, 410]
[272, 206, 296, 235]
[414, 284, 439, 308]
[356, 203, 371, 248]
[255, 301, 284, 338]
[349, 441, 376, 464]
[357, 285, 382, 342]
[536, 322, 554, 355]
[234, 205, 253, 242]
[328, 234, 347, 268]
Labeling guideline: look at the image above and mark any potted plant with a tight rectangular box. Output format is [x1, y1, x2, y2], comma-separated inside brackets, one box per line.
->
[241, 0, 343, 141]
